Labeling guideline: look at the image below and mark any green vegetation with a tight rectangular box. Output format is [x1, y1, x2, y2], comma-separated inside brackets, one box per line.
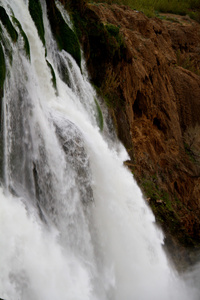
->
[89, 0, 200, 21]
[155, 13, 181, 23]
[46, 0, 81, 68]
[53, 12, 81, 67]
[70, 3, 126, 78]
[105, 23, 125, 57]
[141, 176, 172, 211]
[28, 0, 46, 47]
[140, 175, 195, 246]
[105, 24, 122, 45]
[73, 16, 125, 104]
[62, 0, 126, 103]
[0, 6, 18, 42]
[12, 17, 31, 60]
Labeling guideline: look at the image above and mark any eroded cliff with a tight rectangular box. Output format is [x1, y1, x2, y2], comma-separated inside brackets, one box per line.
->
[67, 2, 200, 267]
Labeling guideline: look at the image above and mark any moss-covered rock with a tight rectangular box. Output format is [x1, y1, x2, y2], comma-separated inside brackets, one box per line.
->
[69, 5, 126, 88]
[28, 0, 45, 47]
[12, 17, 30, 60]
[138, 174, 200, 250]
[46, 59, 57, 91]
[46, 0, 81, 68]
[0, 6, 18, 43]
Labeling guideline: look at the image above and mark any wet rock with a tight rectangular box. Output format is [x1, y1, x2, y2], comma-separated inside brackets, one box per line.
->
[76, 2, 200, 265]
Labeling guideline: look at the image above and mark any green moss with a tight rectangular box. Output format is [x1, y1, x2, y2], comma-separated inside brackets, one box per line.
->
[89, 0, 199, 17]
[104, 24, 125, 59]
[28, 0, 45, 47]
[72, 13, 84, 40]
[94, 98, 104, 131]
[46, 0, 81, 68]
[12, 17, 30, 60]
[141, 178, 159, 200]
[105, 24, 124, 46]
[140, 175, 197, 247]
[46, 59, 57, 91]
[89, 0, 200, 23]
[55, 17, 81, 67]
[0, 6, 18, 43]
[141, 177, 173, 210]
[105, 24, 119, 37]
[70, 5, 126, 87]
[189, 10, 200, 22]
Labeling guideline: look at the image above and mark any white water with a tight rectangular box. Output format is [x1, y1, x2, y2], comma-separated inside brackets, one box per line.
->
[0, 1, 199, 299]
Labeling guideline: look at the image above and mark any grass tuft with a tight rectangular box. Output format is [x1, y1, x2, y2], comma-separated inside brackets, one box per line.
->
[89, 0, 200, 20]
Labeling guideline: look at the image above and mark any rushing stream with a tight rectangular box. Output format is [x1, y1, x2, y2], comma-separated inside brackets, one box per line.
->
[0, 1, 199, 299]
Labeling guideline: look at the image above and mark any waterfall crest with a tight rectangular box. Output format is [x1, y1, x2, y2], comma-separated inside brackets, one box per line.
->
[0, 1, 199, 299]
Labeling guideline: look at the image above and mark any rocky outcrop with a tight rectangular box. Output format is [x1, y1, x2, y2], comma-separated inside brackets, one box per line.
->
[70, 2, 200, 267]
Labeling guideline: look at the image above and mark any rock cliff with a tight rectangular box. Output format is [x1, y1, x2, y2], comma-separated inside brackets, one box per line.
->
[69, 2, 200, 268]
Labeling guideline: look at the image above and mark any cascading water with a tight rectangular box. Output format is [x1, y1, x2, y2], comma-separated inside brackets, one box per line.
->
[0, 1, 199, 299]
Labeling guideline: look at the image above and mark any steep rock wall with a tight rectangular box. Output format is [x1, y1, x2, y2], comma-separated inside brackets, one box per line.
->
[69, 2, 200, 267]
[58, 0, 200, 267]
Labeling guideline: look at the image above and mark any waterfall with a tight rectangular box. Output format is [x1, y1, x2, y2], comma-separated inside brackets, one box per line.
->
[0, 1, 199, 299]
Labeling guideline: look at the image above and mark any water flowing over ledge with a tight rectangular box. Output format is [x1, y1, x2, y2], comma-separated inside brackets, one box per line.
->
[0, 0, 199, 299]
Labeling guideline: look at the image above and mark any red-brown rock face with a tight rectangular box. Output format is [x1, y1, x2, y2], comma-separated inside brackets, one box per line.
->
[77, 3, 200, 266]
